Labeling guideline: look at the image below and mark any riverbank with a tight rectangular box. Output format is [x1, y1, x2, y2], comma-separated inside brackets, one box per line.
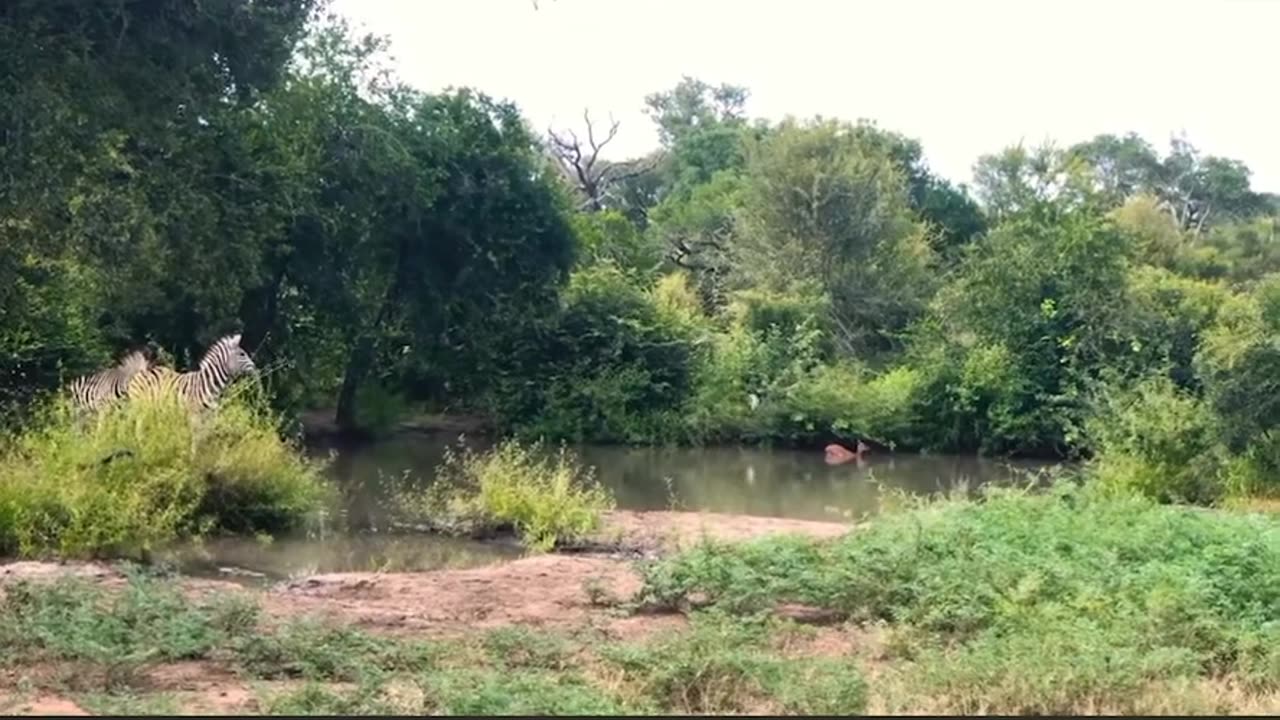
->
[4, 490, 1280, 715]
[297, 408, 496, 444]
[0, 509, 855, 715]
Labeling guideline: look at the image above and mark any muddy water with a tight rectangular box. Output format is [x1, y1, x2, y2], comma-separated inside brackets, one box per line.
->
[172, 435, 1059, 582]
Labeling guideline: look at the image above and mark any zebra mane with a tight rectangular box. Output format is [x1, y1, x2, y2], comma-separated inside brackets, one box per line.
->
[118, 349, 152, 374]
[198, 334, 243, 371]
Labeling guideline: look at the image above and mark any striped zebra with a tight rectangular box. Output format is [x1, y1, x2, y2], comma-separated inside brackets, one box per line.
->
[67, 348, 155, 415]
[126, 333, 258, 412]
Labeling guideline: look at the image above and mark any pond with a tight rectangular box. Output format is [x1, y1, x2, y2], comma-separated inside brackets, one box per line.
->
[164, 433, 1061, 583]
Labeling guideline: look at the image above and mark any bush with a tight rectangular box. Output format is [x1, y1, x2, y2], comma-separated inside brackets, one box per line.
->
[389, 439, 615, 552]
[490, 264, 701, 444]
[780, 362, 920, 448]
[0, 386, 333, 558]
[1084, 374, 1228, 503]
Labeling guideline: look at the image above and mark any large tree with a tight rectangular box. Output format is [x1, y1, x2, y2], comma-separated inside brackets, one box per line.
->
[0, 0, 320, 420]
[732, 117, 938, 356]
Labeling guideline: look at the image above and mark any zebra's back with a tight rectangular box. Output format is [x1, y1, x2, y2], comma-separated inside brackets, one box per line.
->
[68, 351, 153, 412]
[127, 366, 213, 412]
[125, 366, 184, 404]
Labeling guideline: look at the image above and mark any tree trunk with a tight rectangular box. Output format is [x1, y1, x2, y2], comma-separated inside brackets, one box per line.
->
[335, 332, 377, 433]
[334, 228, 414, 433]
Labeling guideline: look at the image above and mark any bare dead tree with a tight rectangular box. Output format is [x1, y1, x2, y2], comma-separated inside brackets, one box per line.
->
[547, 109, 660, 212]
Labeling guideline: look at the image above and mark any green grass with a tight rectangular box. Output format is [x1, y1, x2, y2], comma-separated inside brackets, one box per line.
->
[0, 569, 863, 715]
[634, 479, 1280, 714]
[388, 439, 615, 552]
[0, 386, 334, 559]
[602, 611, 866, 715]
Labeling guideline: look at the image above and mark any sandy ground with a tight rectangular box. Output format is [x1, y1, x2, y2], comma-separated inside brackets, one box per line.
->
[0, 509, 857, 716]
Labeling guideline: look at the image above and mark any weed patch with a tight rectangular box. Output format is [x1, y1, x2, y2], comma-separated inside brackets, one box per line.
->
[389, 439, 615, 552]
[602, 611, 866, 715]
[635, 481, 1280, 713]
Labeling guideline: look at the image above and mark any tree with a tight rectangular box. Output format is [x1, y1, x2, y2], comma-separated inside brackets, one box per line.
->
[1066, 132, 1266, 234]
[1067, 133, 1163, 206]
[547, 110, 661, 213]
[1157, 137, 1263, 234]
[972, 143, 1099, 222]
[647, 170, 745, 309]
[845, 120, 987, 253]
[922, 211, 1136, 454]
[0, 0, 320, 420]
[644, 76, 749, 148]
[732, 118, 937, 356]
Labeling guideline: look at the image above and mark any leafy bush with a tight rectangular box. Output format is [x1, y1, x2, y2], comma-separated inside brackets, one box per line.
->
[0, 387, 333, 558]
[351, 380, 413, 439]
[1084, 374, 1228, 503]
[390, 439, 615, 552]
[779, 363, 920, 448]
[489, 263, 700, 444]
[907, 212, 1136, 455]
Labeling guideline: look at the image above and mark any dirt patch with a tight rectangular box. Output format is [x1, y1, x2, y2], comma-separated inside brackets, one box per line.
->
[252, 510, 850, 635]
[0, 509, 852, 640]
[0, 693, 89, 716]
[264, 554, 643, 635]
[590, 510, 852, 555]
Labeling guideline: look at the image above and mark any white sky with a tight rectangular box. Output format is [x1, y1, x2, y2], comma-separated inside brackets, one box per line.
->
[330, 0, 1280, 193]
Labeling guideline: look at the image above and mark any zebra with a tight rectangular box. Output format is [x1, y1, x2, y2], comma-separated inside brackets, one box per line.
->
[67, 347, 155, 416]
[126, 333, 258, 413]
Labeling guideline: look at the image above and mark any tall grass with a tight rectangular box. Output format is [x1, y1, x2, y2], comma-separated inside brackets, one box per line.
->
[0, 385, 333, 559]
[389, 439, 615, 552]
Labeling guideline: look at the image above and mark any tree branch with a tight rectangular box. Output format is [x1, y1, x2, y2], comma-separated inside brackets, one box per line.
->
[547, 109, 636, 212]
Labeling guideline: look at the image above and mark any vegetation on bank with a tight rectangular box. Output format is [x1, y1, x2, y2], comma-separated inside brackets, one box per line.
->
[5, 479, 1280, 715]
[387, 439, 616, 552]
[0, 388, 333, 559]
[636, 480, 1280, 714]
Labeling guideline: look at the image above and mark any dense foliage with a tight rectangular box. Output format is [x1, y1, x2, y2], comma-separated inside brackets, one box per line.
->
[4, 1, 1280, 503]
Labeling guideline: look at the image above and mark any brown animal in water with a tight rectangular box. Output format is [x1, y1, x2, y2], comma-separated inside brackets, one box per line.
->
[824, 440, 870, 465]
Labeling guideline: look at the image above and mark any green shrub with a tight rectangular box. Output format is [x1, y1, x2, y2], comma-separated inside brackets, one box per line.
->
[351, 380, 412, 439]
[636, 481, 1280, 710]
[781, 362, 920, 448]
[1084, 374, 1228, 503]
[0, 387, 333, 558]
[884, 608, 1203, 715]
[423, 669, 627, 716]
[390, 439, 615, 552]
[490, 263, 700, 444]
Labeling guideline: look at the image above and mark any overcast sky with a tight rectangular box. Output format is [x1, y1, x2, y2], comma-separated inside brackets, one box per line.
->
[329, 0, 1280, 193]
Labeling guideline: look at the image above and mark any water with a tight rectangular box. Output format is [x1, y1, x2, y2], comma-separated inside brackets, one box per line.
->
[174, 434, 1058, 581]
[161, 532, 523, 585]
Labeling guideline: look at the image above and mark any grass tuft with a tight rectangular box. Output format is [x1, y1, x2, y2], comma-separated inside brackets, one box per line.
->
[389, 439, 615, 552]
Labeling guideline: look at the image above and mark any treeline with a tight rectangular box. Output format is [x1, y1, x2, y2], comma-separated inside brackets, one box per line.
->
[5, 1, 1280, 500]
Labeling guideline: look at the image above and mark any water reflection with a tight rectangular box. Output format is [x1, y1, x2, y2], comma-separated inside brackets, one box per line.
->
[170, 435, 1057, 580]
[576, 444, 1050, 522]
[161, 532, 522, 585]
[312, 435, 1057, 526]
